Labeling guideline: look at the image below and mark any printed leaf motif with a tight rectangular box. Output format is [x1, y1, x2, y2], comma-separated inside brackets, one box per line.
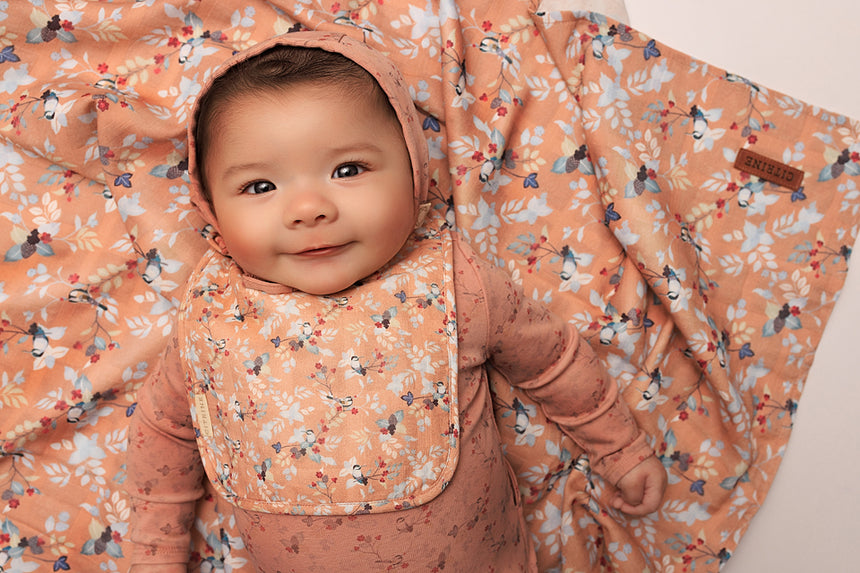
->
[0, 384, 27, 409]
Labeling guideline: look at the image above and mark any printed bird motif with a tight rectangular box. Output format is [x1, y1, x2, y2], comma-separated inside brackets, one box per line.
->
[642, 368, 663, 400]
[559, 245, 578, 280]
[232, 400, 245, 421]
[690, 105, 708, 139]
[29, 323, 49, 357]
[352, 464, 369, 485]
[512, 397, 529, 434]
[41, 90, 59, 119]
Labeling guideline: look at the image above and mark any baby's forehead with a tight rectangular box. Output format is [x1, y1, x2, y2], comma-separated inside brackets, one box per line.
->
[208, 87, 405, 154]
[217, 81, 403, 140]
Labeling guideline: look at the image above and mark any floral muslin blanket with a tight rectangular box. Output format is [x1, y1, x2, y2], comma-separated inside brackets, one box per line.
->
[1, 2, 857, 572]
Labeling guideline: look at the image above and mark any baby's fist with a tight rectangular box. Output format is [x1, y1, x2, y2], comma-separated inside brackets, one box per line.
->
[611, 456, 667, 516]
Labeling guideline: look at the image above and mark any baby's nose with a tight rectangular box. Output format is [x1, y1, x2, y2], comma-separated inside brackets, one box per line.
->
[283, 190, 338, 227]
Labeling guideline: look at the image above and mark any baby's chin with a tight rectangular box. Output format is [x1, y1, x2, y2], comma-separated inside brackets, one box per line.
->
[295, 272, 390, 297]
[242, 256, 392, 295]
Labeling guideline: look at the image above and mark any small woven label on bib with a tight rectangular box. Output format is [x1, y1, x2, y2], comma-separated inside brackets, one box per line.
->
[193, 392, 214, 439]
[734, 148, 804, 191]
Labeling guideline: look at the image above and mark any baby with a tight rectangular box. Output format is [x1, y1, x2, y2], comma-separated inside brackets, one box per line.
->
[126, 31, 666, 572]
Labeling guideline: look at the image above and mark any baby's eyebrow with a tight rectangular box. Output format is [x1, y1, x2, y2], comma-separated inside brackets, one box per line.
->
[326, 142, 385, 157]
[218, 142, 386, 178]
[221, 161, 269, 178]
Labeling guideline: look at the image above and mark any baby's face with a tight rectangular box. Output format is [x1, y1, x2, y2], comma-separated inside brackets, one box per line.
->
[204, 83, 415, 295]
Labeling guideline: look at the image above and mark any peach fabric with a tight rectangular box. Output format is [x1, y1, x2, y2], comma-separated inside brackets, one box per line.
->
[0, 2, 858, 572]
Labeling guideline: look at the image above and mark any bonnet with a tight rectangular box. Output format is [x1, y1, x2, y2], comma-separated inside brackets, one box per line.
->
[187, 31, 431, 247]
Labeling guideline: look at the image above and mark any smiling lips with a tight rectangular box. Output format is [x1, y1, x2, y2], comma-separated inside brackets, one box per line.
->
[294, 243, 350, 257]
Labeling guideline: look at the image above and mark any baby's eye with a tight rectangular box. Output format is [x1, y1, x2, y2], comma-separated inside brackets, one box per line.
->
[242, 180, 276, 195]
[332, 163, 366, 179]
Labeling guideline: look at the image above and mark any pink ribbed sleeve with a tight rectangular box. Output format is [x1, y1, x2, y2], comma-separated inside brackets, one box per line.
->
[127, 338, 205, 564]
[453, 237, 654, 486]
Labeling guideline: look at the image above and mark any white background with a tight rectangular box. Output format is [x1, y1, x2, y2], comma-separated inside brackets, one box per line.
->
[616, 1, 860, 571]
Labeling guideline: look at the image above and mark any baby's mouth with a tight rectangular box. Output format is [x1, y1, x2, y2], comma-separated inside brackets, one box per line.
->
[295, 244, 349, 257]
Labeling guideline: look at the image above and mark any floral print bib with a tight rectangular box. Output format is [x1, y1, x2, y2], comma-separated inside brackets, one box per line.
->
[179, 211, 459, 515]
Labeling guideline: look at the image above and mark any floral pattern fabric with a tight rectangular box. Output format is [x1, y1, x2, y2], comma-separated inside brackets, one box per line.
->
[0, 1, 858, 572]
[180, 211, 461, 515]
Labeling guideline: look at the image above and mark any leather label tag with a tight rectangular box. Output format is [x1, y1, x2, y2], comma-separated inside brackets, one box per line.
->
[734, 148, 804, 191]
[193, 392, 214, 439]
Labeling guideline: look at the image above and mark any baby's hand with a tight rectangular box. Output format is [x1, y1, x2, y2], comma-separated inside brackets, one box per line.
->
[611, 456, 667, 516]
